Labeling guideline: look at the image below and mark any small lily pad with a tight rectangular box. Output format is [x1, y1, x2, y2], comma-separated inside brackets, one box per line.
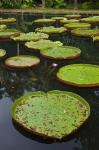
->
[0, 24, 7, 31]
[64, 14, 81, 19]
[64, 23, 91, 30]
[0, 49, 6, 58]
[93, 36, 99, 42]
[80, 16, 99, 23]
[11, 90, 90, 139]
[35, 26, 67, 34]
[0, 29, 20, 40]
[57, 64, 99, 87]
[60, 19, 79, 24]
[5, 55, 40, 69]
[11, 32, 49, 42]
[34, 19, 55, 24]
[0, 18, 16, 24]
[25, 39, 63, 51]
[51, 17, 65, 21]
[71, 28, 99, 38]
[40, 46, 81, 60]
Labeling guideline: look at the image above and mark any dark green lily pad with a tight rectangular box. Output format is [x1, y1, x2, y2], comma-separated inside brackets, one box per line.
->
[93, 36, 99, 42]
[11, 90, 90, 139]
[25, 39, 63, 51]
[57, 64, 99, 87]
[51, 17, 65, 21]
[0, 18, 16, 24]
[0, 49, 6, 58]
[0, 24, 7, 31]
[64, 23, 91, 30]
[5, 55, 40, 69]
[64, 14, 81, 19]
[34, 19, 55, 24]
[40, 46, 81, 60]
[11, 32, 49, 42]
[35, 26, 67, 34]
[71, 28, 99, 38]
[0, 29, 20, 40]
[60, 19, 79, 24]
[80, 16, 99, 23]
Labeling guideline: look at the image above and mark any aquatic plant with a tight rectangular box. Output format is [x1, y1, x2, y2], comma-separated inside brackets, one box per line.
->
[60, 19, 79, 24]
[34, 18, 55, 24]
[80, 16, 99, 23]
[0, 49, 6, 58]
[0, 18, 16, 24]
[0, 24, 7, 31]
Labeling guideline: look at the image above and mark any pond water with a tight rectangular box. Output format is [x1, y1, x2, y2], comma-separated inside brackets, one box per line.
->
[0, 13, 99, 150]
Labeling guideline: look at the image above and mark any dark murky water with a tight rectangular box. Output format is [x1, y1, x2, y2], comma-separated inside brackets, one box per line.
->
[0, 13, 99, 150]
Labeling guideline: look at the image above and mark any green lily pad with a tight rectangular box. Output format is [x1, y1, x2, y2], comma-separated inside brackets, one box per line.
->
[0, 18, 16, 24]
[64, 23, 91, 30]
[57, 64, 99, 87]
[25, 39, 63, 51]
[34, 19, 55, 24]
[5, 55, 40, 69]
[11, 32, 49, 42]
[0, 29, 20, 40]
[64, 14, 81, 19]
[93, 36, 99, 42]
[51, 17, 65, 21]
[0, 24, 7, 31]
[0, 49, 6, 58]
[40, 46, 81, 60]
[35, 26, 67, 34]
[11, 90, 90, 139]
[60, 19, 79, 24]
[80, 16, 99, 23]
[71, 28, 99, 38]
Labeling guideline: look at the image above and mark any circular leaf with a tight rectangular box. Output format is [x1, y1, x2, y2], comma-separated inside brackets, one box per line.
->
[64, 23, 91, 30]
[0, 49, 6, 58]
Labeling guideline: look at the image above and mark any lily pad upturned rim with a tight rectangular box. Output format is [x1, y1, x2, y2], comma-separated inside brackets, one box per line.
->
[71, 28, 99, 38]
[0, 49, 6, 58]
[25, 39, 63, 51]
[0, 18, 16, 24]
[35, 26, 67, 34]
[40, 46, 81, 60]
[11, 90, 90, 139]
[34, 18, 56, 23]
[80, 16, 99, 23]
[60, 19, 79, 24]
[64, 14, 81, 19]
[57, 64, 99, 87]
[64, 23, 91, 30]
[51, 17, 65, 21]
[5, 55, 40, 69]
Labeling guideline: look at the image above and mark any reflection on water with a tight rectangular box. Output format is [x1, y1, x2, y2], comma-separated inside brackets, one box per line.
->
[0, 13, 99, 150]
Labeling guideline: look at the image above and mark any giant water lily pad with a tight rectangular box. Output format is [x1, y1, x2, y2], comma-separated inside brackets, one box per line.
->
[71, 28, 99, 38]
[64, 23, 91, 30]
[25, 39, 63, 51]
[0, 49, 6, 58]
[93, 36, 99, 42]
[57, 64, 99, 87]
[51, 17, 65, 21]
[64, 14, 81, 19]
[0, 18, 16, 24]
[0, 24, 7, 31]
[5, 55, 40, 69]
[35, 26, 67, 34]
[34, 19, 55, 24]
[40, 46, 81, 60]
[0, 29, 20, 40]
[60, 19, 79, 24]
[80, 16, 99, 23]
[11, 32, 49, 42]
[11, 90, 90, 139]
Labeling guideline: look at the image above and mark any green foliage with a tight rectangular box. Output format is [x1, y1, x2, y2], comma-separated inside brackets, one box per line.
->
[81, 2, 99, 9]
[46, 0, 66, 8]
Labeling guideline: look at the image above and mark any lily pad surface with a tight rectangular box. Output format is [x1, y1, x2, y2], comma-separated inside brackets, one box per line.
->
[0, 18, 16, 24]
[60, 19, 79, 24]
[51, 17, 65, 21]
[0, 29, 20, 40]
[0, 49, 6, 58]
[11, 90, 90, 139]
[71, 28, 99, 38]
[35, 26, 67, 34]
[64, 23, 91, 30]
[34, 19, 55, 23]
[80, 16, 99, 23]
[5, 55, 40, 69]
[93, 36, 99, 42]
[57, 64, 99, 87]
[25, 39, 63, 51]
[11, 32, 49, 42]
[40, 46, 81, 60]
[64, 14, 81, 19]
[0, 24, 7, 31]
